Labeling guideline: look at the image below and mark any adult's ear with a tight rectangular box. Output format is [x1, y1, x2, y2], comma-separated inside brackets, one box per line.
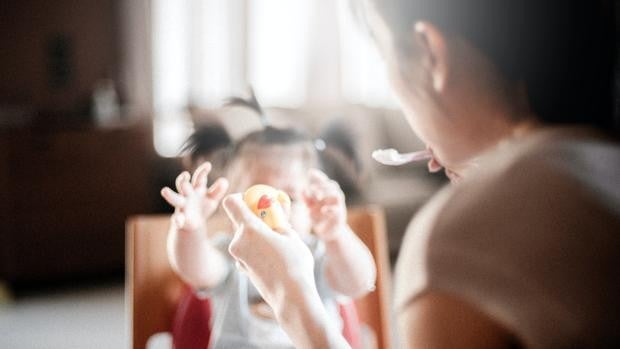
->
[413, 21, 450, 93]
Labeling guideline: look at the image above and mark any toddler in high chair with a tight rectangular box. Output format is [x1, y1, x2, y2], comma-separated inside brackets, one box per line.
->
[160, 93, 376, 349]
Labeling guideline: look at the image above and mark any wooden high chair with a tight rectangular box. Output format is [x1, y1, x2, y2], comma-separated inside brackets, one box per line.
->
[126, 206, 392, 349]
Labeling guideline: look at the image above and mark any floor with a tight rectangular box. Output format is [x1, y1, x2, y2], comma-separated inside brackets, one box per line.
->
[0, 282, 128, 349]
[0, 279, 396, 349]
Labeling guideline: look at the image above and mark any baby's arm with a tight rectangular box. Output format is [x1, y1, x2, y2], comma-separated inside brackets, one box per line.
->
[305, 170, 376, 298]
[167, 220, 229, 290]
[161, 163, 230, 290]
[324, 225, 376, 298]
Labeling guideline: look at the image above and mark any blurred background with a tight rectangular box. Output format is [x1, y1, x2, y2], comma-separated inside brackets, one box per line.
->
[6, 0, 616, 348]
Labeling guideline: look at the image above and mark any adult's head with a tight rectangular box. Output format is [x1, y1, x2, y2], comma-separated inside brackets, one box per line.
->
[354, 0, 616, 177]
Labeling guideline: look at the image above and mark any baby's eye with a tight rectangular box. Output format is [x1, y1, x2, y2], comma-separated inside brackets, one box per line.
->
[260, 210, 267, 218]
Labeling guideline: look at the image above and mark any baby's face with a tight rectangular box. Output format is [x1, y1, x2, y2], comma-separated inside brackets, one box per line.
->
[233, 148, 313, 235]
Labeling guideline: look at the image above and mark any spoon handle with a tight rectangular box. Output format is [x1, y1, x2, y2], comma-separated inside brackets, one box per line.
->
[402, 150, 432, 161]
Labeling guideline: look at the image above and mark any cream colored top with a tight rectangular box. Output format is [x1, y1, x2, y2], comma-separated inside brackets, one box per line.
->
[394, 127, 620, 348]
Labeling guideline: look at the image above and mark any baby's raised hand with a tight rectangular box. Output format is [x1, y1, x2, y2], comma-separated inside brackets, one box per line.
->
[303, 169, 347, 241]
[161, 162, 229, 232]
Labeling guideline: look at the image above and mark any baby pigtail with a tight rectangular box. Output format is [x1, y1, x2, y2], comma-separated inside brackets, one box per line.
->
[224, 87, 270, 127]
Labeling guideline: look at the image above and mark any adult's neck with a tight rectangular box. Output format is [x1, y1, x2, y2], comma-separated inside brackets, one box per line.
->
[455, 116, 542, 180]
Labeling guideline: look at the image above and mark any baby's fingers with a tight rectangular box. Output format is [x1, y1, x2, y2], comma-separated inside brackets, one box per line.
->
[306, 172, 343, 199]
[172, 212, 186, 228]
[305, 188, 340, 209]
[192, 162, 212, 189]
[175, 171, 191, 195]
[303, 184, 326, 204]
[207, 177, 230, 202]
[321, 205, 340, 216]
[161, 187, 186, 208]
[319, 196, 340, 207]
[309, 168, 330, 183]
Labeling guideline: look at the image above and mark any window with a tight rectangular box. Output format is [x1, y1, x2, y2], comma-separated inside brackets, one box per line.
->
[248, 0, 311, 106]
[338, 0, 397, 107]
[152, 0, 192, 157]
[151, 0, 397, 157]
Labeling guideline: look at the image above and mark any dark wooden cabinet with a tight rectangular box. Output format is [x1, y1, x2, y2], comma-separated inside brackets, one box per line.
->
[0, 123, 158, 284]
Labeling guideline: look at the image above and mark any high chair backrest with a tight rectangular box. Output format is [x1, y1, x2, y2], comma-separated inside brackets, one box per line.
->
[126, 206, 391, 349]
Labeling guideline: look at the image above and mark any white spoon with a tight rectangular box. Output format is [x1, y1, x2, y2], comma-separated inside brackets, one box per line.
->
[372, 148, 432, 166]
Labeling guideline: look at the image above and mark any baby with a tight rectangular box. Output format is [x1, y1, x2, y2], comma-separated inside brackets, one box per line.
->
[161, 107, 376, 348]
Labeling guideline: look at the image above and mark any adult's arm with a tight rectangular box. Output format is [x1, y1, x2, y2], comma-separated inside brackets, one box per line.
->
[223, 194, 351, 349]
[398, 293, 514, 349]
[277, 280, 351, 349]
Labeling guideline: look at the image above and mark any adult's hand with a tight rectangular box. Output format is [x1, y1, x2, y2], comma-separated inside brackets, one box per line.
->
[223, 194, 351, 349]
[223, 194, 315, 305]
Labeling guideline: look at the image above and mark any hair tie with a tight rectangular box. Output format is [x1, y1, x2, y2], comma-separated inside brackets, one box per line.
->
[314, 138, 326, 151]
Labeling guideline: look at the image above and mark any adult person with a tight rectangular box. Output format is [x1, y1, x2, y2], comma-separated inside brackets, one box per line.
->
[222, 0, 620, 347]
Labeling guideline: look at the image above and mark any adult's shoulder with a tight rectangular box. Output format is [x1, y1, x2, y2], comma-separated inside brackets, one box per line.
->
[395, 127, 620, 347]
[429, 126, 620, 240]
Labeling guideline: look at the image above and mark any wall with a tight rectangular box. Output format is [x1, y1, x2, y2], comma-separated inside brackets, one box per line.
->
[0, 0, 119, 114]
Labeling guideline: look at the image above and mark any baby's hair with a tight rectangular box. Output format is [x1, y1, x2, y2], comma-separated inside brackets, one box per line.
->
[181, 123, 232, 163]
[319, 121, 362, 173]
[183, 91, 364, 200]
[225, 87, 269, 127]
[235, 126, 315, 153]
[224, 87, 317, 161]
[223, 90, 320, 192]
[318, 121, 364, 203]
